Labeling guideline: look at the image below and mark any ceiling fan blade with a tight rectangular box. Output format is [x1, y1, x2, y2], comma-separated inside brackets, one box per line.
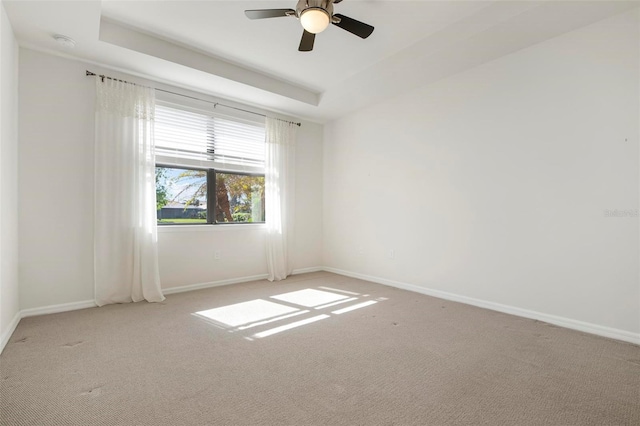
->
[298, 30, 315, 52]
[244, 9, 295, 19]
[332, 14, 374, 39]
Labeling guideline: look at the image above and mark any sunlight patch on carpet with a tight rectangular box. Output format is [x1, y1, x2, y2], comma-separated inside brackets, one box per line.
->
[193, 287, 383, 339]
[332, 300, 378, 315]
[238, 310, 310, 330]
[314, 297, 358, 310]
[271, 289, 349, 307]
[253, 315, 330, 338]
[195, 299, 298, 327]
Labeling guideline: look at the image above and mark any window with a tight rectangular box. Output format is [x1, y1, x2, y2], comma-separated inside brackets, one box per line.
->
[154, 102, 266, 225]
[214, 172, 265, 223]
[156, 166, 207, 224]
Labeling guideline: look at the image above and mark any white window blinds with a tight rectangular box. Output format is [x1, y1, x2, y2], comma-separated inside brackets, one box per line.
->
[154, 103, 265, 171]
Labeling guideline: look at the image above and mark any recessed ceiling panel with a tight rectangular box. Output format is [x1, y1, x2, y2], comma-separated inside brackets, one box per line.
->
[5, 1, 638, 122]
[100, 0, 492, 92]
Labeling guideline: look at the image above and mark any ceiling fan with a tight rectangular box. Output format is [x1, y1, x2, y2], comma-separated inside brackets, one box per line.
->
[245, 0, 374, 52]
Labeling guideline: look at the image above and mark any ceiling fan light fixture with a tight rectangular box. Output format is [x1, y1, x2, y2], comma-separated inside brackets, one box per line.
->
[300, 7, 330, 34]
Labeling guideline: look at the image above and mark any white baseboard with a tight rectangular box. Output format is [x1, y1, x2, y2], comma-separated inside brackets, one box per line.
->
[323, 267, 640, 346]
[292, 266, 324, 275]
[163, 267, 324, 295]
[1, 270, 310, 353]
[0, 311, 22, 355]
[1, 300, 97, 355]
[5, 266, 635, 350]
[20, 300, 97, 318]
[163, 273, 270, 295]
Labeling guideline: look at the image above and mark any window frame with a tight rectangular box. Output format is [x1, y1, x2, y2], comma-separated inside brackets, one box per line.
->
[153, 97, 267, 228]
[156, 164, 265, 226]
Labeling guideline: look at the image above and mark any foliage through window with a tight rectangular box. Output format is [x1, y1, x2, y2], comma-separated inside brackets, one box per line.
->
[215, 173, 265, 223]
[154, 102, 266, 225]
[156, 166, 207, 224]
[156, 167, 265, 225]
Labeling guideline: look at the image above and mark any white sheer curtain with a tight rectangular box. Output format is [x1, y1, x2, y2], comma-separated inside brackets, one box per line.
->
[94, 78, 164, 306]
[265, 118, 298, 281]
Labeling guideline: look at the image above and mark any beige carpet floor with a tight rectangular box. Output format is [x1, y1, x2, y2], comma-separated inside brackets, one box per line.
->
[1, 272, 639, 425]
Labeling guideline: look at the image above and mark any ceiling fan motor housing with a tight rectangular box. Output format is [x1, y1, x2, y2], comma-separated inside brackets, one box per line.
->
[296, 0, 334, 18]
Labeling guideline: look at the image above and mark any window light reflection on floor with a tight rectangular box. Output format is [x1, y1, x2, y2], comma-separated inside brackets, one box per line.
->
[271, 288, 349, 307]
[195, 299, 298, 327]
[253, 315, 330, 338]
[193, 287, 383, 339]
[318, 286, 360, 296]
[238, 310, 310, 330]
[314, 297, 358, 310]
[332, 300, 378, 315]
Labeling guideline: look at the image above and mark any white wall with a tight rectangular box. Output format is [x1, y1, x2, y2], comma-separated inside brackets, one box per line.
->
[323, 10, 640, 336]
[18, 48, 323, 309]
[0, 2, 19, 348]
[18, 50, 95, 310]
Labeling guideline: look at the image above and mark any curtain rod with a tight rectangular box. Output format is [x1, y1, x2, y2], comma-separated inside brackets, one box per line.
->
[85, 70, 301, 127]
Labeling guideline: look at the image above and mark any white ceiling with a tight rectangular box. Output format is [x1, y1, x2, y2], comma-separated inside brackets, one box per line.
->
[4, 1, 639, 123]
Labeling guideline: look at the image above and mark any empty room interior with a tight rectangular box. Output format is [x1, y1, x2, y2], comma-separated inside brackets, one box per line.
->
[1, 0, 639, 424]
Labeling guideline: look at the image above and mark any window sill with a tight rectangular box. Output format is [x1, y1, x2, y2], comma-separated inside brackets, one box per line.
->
[157, 223, 267, 233]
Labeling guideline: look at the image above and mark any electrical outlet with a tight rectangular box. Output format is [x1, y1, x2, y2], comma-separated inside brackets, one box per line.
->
[214, 250, 221, 260]
[388, 249, 395, 259]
